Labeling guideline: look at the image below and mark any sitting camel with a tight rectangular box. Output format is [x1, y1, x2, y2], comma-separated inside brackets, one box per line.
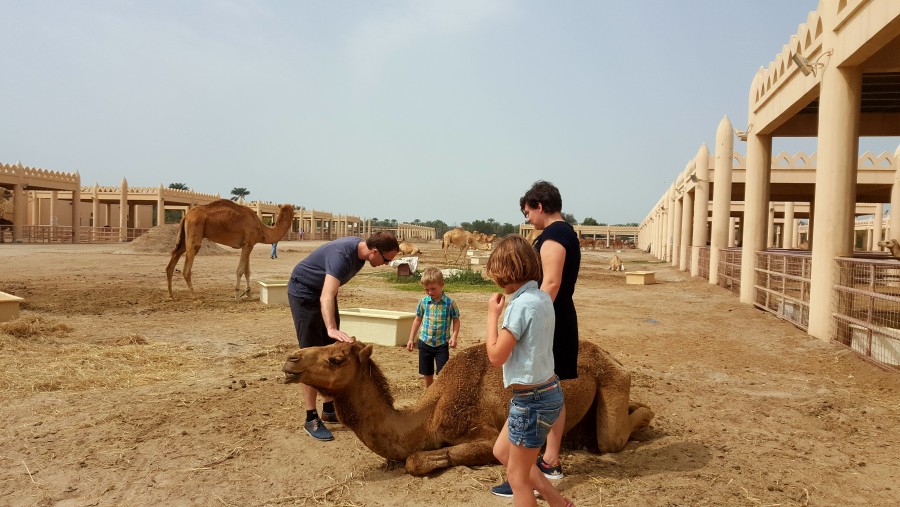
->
[877, 239, 900, 258]
[282, 340, 654, 476]
[609, 254, 623, 271]
[166, 199, 294, 300]
[398, 241, 421, 256]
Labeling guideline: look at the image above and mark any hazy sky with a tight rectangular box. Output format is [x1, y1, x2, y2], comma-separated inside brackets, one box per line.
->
[2, 1, 896, 226]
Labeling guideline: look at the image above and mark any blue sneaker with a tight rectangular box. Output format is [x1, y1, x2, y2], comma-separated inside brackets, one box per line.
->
[304, 417, 334, 441]
[537, 454, 564, 479]
[490, 481, 512, 498]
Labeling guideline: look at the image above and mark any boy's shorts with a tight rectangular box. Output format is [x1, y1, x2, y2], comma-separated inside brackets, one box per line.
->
[289, 295, 338, 349]
[417, 341, 450, 376]
[507, 377, 563, 448]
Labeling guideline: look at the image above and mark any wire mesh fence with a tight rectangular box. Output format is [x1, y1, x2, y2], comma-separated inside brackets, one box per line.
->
[717, 247, 742, 295]
[754, 250, 811, 330]
[833, 257, 900, 369]
[698, 247, 710, 280]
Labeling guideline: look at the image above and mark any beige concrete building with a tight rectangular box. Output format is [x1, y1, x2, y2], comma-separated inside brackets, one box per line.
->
[640, 0, 900, 367]
[0, 161, 431, 244]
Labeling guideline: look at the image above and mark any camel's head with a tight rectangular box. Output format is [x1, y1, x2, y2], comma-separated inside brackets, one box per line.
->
[282, 340, 373, 394]
[877, 239, 900, 249]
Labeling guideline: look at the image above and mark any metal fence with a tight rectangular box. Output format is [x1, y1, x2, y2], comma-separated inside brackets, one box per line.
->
[833, 256, 900, 369]
[717, 247, 742, 295]
[697, 247, 710, 280]
[754, 250, 812, 330]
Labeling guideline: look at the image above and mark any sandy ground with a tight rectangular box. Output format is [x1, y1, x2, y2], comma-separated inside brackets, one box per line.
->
[1, 236, 898, 507]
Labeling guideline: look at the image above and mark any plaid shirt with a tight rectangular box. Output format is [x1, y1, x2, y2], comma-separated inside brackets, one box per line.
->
[415, 293, 460, 347]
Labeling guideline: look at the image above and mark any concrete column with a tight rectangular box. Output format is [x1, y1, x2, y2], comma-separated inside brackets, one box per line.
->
[865, 227, 873, 250]
[728, 217, 737, 247]
[92, 185, 100, 228]
[808, 65, 862, 341]
[767, 205, 776, 248]
[680, 190, 693, 271]
[793, 218, 801, 248]
[873, 203, 884, 250]
[13, 184, 26, 241]
[157, 185, 165, 227]
[665, 184, 675, 261]
[691, 145, 710, 276]
[890, 145, 900, 242]
[740, 132, 772, 304]
[50, 191, 58, 227]
[784, 202, 796, 248]
[671, 191, 683, 267]
[119, 178, 128, 242]
[71, 184, 81, 243]
[31, 191, 40, 225]
[709, 116, 734, 285]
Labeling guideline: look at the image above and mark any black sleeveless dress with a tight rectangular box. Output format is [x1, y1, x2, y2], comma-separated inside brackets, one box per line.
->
[534, 221, 581, 380]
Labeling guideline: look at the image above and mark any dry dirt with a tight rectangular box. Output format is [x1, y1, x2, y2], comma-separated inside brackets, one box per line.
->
[1, 236, 898, 507]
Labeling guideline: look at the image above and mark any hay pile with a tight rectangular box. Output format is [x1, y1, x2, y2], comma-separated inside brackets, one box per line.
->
[114, 224, 230, 255]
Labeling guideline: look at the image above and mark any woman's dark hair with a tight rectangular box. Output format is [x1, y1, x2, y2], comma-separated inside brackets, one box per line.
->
[519, 180, 562, 215]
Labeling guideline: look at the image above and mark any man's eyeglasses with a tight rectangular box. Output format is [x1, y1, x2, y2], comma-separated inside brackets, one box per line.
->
[378, 250, 392, 264]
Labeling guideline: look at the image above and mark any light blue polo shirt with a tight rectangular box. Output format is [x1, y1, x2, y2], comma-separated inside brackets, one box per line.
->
[500, 280, 556, 388]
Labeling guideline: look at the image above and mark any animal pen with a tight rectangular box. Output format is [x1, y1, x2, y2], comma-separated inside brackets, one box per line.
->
[704, 247, 900, 369]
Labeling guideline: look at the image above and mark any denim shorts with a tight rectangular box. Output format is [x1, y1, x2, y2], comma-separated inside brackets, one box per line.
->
[507, 377, 563, 448]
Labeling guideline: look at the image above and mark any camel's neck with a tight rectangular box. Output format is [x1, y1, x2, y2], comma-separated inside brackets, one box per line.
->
[261, 213, 293, 243]
[333, 369, 433, 461]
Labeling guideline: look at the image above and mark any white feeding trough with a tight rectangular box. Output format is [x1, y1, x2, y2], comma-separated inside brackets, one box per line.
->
[258, 279, 289, 305]
[0, 291, 25, 322]
[339, 308, 417, 347]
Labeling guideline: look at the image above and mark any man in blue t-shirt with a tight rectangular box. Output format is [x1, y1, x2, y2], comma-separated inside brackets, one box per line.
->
[288, 231, 400, 441]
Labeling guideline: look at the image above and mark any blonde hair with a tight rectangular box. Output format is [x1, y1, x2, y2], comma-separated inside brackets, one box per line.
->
[484, 235, 542, 288]
[420, 266, 444, 286]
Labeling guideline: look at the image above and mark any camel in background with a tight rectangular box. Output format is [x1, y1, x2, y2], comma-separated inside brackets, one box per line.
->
[283, 340, 653, 476]
[166, 199, 294, 300]
[609, 254, 623, 271]
[878, 239, 900, 258]
[441, 228, 491, 263]
[398, 241, 421, 255]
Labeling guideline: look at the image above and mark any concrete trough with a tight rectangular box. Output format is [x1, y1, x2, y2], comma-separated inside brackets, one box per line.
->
[625, 271, 656, 285]
[258, 279, 289, 305]
[0, 291, 25, 322]
[339, 308, 417, 347]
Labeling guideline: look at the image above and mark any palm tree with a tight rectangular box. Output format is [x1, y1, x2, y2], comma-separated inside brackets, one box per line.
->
[168, 183, 190, 190]
[230, 187, 251, 202]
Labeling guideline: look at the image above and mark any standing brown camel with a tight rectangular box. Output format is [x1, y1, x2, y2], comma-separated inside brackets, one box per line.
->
[282, 340, 654, 476]
[166, 200, 294, 300]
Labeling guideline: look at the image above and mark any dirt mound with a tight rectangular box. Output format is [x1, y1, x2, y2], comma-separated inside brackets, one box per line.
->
[113, 224, 231, 255]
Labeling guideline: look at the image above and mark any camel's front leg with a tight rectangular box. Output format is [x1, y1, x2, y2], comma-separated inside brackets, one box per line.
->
[235, 247, 252, 300]
[405, 440, 498, 476]
[596, 373, 654, 453]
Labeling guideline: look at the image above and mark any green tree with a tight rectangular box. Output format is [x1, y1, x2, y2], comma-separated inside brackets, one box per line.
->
[582, 217, 599, 226]
[168, 182, 190, 190]
[230, 187, 250, 201]
[562, 212, 577, 225]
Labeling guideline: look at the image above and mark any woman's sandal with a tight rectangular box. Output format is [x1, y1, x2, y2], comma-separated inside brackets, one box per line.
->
[564, 500, 576, 507]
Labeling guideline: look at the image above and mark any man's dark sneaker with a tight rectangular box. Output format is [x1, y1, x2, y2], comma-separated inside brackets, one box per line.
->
[490, 481, 513, 498]
[537, 454, 564, 479]
[321, 410, 339, 423]
[304, 417, 334, 441]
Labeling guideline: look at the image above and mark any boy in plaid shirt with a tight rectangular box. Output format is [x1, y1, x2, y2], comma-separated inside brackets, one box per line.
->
[406, 267, 461, 388]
